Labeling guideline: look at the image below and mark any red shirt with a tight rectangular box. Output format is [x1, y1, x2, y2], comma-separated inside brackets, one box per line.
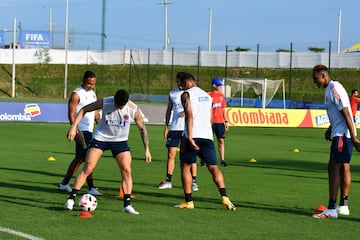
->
[208, 91, 226, 123]
[350, 95, 360, 117]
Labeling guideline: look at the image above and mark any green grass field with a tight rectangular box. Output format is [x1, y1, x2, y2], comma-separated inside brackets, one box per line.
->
[1, 123, 360, 240]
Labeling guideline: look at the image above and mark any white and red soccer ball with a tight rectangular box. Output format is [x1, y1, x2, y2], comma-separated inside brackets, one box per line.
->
[78, 194, 98, 212]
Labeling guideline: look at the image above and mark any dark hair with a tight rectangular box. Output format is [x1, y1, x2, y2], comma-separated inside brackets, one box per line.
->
[114, 89, 129, 107]
[352, 89, 358, 94]
[179, 72, 196, 87]
[176, 71, 186, 80]
[312, 64, 328, 74]
[82, 70, 96, 80]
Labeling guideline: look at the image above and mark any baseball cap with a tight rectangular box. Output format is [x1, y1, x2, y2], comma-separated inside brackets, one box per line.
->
[212, 77, 223, 86]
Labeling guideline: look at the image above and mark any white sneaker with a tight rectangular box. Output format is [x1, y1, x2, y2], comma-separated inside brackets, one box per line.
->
[122, 205, 139, 215]
[88, 188, 102, 196]
[192, 182, 199, 191]
[64, 199, 74, 210]
[58, 183, 72, 193]
[158, 181, 172, 189]
[312, 209, 338, 219]
[336, 206, 350, 215]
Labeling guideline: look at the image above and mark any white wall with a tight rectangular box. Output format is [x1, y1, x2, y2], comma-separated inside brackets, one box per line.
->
[1, 48, 359, 68]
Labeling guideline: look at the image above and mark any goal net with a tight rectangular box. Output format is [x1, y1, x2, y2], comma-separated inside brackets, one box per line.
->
[222, 78, 286, 108]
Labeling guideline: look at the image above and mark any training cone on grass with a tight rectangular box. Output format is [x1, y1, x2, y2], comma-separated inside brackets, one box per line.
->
[47, 156, 56, 161]
[118, 182, 135, 199]
[293, 148, 300, 153]
[78, 211, 93, 218]
[315, 204, 327, 212]
[249, 158, 257, 163]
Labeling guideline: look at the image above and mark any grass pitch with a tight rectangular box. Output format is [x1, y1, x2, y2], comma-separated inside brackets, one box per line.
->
[1, 123, 360, 240]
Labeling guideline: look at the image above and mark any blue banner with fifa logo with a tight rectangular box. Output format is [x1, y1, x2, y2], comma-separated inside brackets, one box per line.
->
[0, 30, 4, 48]
[20, 30, 51, 48]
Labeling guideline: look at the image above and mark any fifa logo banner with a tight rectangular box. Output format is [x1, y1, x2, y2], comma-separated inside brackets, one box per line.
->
[0, 30, 4, 48]
[20, 30, 50, 48]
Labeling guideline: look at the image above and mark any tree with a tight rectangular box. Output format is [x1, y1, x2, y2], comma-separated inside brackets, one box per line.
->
[234, 47, 251, 52]
[308, 46, 325, 53]
[276, 48, 295, 53]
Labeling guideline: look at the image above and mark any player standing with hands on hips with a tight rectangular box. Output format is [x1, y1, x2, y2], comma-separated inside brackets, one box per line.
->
[64, 89, 151, 215]
[312, 64, 360, 219]
[58, 70, 101, 196]
[208, 77, 229, 167]
[175, 73, 235, 210]
[159, 72, 198, 191]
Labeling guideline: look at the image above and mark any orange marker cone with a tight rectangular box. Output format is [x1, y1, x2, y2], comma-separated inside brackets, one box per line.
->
[118, 183, 125, 198]
[315, 204, 327, 212]
[78, 211, 93, 218]
[117, 181, 135, 199]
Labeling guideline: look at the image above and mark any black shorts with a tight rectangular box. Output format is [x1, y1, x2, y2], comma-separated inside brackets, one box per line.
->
[212, 123, 226, 139]
[89, 139, 130, 158]
[166, 130, 183, 148]
[180, 137, 217, 165]
[75, 131, 93, 158]
[330, 136, 353, 163]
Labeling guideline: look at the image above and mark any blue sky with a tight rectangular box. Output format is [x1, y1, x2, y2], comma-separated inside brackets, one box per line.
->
[1, 0, 359, 52]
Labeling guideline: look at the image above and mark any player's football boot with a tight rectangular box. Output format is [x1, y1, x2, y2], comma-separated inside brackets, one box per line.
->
[58, 183, 72, 193]
[221, 196, 236, 211]
[175, 201, 194, 209]
[64, 199, 74, 210]
[122, 205, 139, 215]
[88, 188, 102, 196]
[336, 206, 350, 216]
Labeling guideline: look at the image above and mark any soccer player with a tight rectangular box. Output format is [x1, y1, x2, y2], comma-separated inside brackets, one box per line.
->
[64, 89, 152, 214]
[175, 73, 235, 210]
[159, 72, 198, 191]
[58, 70, 101, 196]
[312, 64, 360, 219]
[350, 89, 360, 122]
[208, 77, 229, 167]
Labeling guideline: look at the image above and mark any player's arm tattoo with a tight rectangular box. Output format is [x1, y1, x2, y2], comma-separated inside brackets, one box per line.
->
[135, 109, 150, 150]
[181, 92, 190, 112]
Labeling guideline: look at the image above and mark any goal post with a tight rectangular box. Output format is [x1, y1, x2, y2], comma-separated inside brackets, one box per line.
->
[222, 78, 286, 109]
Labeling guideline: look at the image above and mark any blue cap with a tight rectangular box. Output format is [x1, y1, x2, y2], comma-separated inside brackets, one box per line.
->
[212, 77, 223, 86]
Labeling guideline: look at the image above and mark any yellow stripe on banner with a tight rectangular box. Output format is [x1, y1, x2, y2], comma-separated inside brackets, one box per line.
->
[225, 108, 332, 128]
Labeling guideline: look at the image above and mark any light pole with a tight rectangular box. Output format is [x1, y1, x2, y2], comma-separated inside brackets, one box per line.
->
[337, 9, 342, 54]
[101, 0, 106, 50]
[208, 8, 212, 52]
[64, 0, 69, 99]
[158, 0, 172, 50]
[49, 7, 53, 48]
[43, 6, 54, 48]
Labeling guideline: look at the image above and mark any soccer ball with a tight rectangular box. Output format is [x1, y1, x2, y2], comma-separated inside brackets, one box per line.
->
[78, 194, 98, 212]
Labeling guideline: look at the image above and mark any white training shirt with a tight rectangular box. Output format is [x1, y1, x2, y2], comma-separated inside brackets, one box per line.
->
[169, 88, 185, 131]
[73, 86, 97, 132]
[183, 86, 213, 140]
[325, 80, 355, 138]
[93, 97, 138, 142]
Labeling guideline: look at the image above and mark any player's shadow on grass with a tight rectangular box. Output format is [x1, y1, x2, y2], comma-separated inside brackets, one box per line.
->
[233, 159, 326, 172]
[239, 201, 360, 223]
[236, 158, 360, 175]
[0, 166, 63, 178]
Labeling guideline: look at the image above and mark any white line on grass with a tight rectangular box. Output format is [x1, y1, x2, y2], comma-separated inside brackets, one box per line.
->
[0, 227, 44, 240]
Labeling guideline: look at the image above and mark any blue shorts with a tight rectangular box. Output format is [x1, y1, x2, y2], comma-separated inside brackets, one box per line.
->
[180, 137, 217, 165]
[166, 130, 183, 147]
[75, 131, 93, 158]
[330, 136, 353, 163]
[212, 123, 226, 139]
[89, 139, 130, 158]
